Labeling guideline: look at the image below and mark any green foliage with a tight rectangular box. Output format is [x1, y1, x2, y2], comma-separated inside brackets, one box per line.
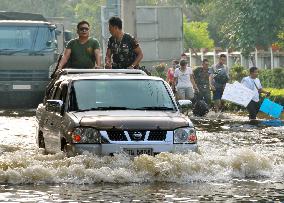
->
[201, 0, 284, 56]
[259, 68, 284, 89]
[183, 17, 214, 50]
[276, 32, 284, 49]
[0, 0, 105, 40]
[74, 0, 105, 42]
[185, 0, 207, 4]
[230, 67, 284, 88]
[229, 64, 248, 82]
[0, 0, 76, 21]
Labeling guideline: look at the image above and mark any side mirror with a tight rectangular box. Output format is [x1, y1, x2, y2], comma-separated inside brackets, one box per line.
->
[178, 100, 192, 108]
[55, 30, 62, 36]
[46, 100, 63, 113]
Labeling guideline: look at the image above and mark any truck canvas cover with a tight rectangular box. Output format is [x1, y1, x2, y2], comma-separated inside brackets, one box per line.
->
[0, 11, 47, 21]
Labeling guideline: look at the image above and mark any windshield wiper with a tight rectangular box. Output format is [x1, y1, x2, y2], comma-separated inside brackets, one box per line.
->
[0, 49, 17, 55]
[0, 48, 46, 55]
[6, 49, 31, 55]
[134, 107, 174, 111]
[76, 106, 131, 112]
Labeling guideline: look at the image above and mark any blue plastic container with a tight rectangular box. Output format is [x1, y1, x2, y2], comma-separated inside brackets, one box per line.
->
[261, 119, 283, 127]
[259, 98, 283, 118]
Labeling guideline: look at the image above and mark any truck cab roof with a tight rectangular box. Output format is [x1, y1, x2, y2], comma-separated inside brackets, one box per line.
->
[0, 20, 54, 27]
[0, 11, 47, 21]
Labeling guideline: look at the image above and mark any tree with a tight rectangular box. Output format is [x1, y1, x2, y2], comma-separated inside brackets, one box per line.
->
[0, 0, 73, 19]
[183, 18, 214, 51]
[275, 32, 284, 49]
[74, 0, 105, 42]
[1, 0, 105, 41]
[195, 0, 284, 56]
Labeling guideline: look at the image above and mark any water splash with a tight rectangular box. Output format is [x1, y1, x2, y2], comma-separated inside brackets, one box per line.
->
[0, 114, 283, 185]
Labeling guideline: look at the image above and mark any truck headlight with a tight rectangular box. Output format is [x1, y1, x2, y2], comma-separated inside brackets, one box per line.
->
[174, 128, 197, 144]
[71, 127, 101, 143]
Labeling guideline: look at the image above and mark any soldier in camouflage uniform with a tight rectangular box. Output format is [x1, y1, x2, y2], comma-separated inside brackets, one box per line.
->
[105, 16, 143, 69]
[193, 59, 211, 105]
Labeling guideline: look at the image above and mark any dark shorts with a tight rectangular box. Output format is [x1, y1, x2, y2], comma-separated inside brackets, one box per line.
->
[213, 88, 224, 100]
[246, 100, 260, 120]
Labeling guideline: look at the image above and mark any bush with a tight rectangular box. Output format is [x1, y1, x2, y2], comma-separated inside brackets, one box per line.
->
[151, 63, 167, 80]
[259, 68, 284, 88]
[230, 66, 284, 88]
[229, 64, 248, 82]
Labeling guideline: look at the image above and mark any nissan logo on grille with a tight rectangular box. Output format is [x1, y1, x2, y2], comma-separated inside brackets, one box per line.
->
[133, 131, 143, 140]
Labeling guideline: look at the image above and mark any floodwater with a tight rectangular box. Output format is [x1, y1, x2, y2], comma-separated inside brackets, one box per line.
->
[0, 110, 283, 202]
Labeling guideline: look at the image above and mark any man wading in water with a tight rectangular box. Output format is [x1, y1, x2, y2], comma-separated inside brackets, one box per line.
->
[241, 67, 270, 120]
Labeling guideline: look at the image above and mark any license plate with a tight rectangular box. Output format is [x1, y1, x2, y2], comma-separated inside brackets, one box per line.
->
[124, 148, 153, 156]
[13, 85, 31, 90]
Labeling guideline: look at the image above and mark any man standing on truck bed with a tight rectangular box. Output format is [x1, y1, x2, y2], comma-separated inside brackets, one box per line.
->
[105, 16, 143, 69]
[58, 20, 101, 69]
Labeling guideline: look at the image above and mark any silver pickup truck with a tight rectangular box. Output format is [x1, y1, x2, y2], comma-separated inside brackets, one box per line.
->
[36, 69, 197, 156]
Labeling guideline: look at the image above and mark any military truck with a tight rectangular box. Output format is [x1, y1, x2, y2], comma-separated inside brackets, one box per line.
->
[0, 11, 64, 108]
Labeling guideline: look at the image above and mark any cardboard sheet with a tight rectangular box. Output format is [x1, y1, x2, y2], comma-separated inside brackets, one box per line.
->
[221, 81, 255, 107]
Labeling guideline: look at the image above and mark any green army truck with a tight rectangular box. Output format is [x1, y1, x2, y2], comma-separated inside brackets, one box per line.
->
[0, 11, 62, 108]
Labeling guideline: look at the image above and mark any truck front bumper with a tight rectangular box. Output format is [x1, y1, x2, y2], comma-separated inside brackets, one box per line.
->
[67, 143, 198, 156]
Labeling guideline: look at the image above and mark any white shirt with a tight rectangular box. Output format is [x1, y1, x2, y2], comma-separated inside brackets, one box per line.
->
[241, 76, 262, 102]
[174, 67, 193, 88]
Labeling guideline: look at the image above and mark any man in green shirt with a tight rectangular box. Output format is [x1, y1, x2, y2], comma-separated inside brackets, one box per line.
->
[58, 20, 101, 69]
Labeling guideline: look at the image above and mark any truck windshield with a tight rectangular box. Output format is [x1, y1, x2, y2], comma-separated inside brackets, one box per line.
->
[71, 79, 175, 111]
[0, 26, 55, 52]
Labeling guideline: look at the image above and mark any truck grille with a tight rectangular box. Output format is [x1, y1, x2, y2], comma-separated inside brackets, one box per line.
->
[0, 70, 49, 81]
[107, 130, 127, 141]
[148, 130, 167, 141]
[106, 130, 168, 141]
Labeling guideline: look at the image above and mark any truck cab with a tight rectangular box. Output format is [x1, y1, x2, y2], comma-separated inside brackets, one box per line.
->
[0, 12, 61, 108]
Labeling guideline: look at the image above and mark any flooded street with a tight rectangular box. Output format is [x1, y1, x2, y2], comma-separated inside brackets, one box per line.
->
[0, 111, 283, 202]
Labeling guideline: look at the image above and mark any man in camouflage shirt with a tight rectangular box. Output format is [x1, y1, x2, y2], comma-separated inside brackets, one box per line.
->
[193, 59, 211, 105]
[105, 16, 143, 69]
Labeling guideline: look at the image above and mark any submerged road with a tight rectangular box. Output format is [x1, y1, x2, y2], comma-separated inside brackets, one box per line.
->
[0, 110, 283, 202]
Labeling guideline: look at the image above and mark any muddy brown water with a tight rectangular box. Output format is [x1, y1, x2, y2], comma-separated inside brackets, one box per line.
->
[0, 110, 283, 202]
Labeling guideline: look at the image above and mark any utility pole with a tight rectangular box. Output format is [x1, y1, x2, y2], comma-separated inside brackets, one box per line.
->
[121, 0, 136, 37]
